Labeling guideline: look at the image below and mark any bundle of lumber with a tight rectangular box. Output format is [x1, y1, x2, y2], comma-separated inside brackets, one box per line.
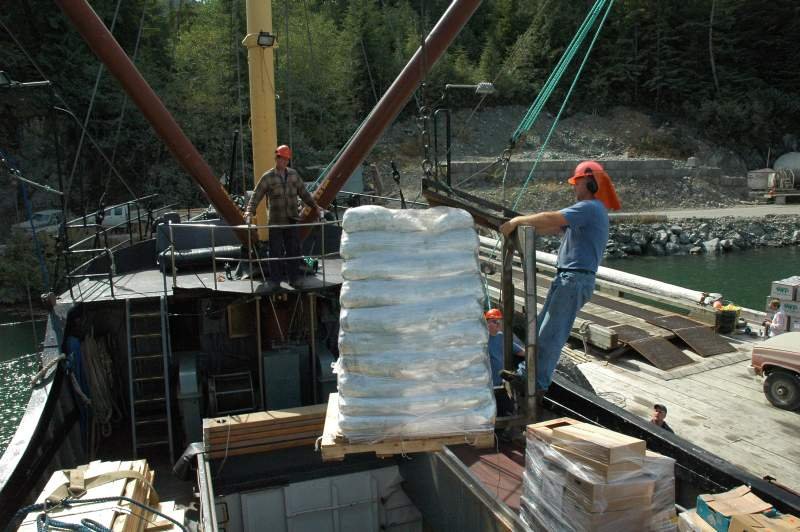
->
[522, 418, 677, 532]
[17, 459, 185, 531]
[203, 404, 326, 459]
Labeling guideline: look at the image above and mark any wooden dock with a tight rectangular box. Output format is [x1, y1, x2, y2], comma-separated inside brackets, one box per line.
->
[319, 393, 495, 462]
[477, 237, 800, 491]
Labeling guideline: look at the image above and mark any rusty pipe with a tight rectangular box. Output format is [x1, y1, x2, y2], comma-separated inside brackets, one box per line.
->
[299, 0, 482, 235]
[54, 0, 247, 243]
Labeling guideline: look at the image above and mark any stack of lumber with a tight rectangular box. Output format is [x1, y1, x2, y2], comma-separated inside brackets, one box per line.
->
[17, 459, 185, 531]
[320, 392, 494, 461]
[522, 418, 677, 532]
[203, 404, 326, 458]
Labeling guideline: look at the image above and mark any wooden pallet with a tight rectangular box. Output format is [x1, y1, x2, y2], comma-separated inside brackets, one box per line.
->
[320, 393, 495, 462]
[203, 404, 326, 458]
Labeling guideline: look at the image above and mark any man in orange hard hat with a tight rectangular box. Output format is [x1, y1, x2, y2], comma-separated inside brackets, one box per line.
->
[499, 161, 621, 394]
[485, 308, 525, 415]
[244, 145, 324, 287]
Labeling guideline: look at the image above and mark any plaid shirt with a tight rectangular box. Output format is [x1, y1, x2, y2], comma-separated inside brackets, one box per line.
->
[244, 167, 318, 224]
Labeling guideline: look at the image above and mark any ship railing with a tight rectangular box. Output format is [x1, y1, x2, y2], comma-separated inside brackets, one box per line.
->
[162, 218, 343, 294]
[63, 195, 178, 300]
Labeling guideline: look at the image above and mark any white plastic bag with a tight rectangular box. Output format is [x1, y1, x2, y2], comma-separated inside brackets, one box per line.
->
[340, 295, 482, 333]
[341, 205, 474, 234]
[340, 273, 484, 309]
[341, 250, 478, 281]
[340, 227, 478, 259]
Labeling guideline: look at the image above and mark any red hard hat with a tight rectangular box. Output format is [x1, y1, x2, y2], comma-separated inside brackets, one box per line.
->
[568, 160, 622, 211]
[568, 160, 605, 184]
[484, 308, 503, 320]
[275, 145, 292, 159]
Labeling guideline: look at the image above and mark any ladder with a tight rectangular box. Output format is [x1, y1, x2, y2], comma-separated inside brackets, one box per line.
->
[126, 296, 174, 464]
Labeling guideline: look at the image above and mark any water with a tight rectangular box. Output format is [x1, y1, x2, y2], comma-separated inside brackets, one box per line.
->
[605, 246, 800, 311]
[0, 311, 42, 456]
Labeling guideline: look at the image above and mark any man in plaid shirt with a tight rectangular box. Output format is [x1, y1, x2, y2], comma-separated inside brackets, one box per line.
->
[244, 144, 323, 286]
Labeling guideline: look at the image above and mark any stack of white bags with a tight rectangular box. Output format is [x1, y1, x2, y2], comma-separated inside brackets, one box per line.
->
[333, 205, 496, 442]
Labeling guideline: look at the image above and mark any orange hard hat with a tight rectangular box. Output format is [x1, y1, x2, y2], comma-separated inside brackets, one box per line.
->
[568, 160, 621, 211]
[484, 308, 503, 320]
[275, 145, 292, 159]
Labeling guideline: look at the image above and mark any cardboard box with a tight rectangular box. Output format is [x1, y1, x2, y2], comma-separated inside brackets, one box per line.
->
[563, 472, 655, 513]
[679, 510, 716, 532]
[550, 444, 643, 481]
[526, 417, 582, 443]
[696, 486, 774, 532]
[559, 493, 652, 532]
[551, 422, 647, 465]
[532, 451, 655, 513]
[790, 317, 800, 332]
[781, 300, 800, 318]
[770, 279, 798, 301]
[729, 513, 800, 532]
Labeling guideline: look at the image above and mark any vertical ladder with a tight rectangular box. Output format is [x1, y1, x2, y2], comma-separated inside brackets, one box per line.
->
[126, 297, 175, 464]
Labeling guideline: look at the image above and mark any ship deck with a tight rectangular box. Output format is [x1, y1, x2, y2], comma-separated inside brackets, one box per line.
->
[60, 259, 344, 303]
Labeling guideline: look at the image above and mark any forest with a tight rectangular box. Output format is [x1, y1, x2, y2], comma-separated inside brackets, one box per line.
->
[1, 0, 799, 301]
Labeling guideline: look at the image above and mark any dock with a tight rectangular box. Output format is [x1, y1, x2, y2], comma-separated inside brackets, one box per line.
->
[478, 237, 800, 492]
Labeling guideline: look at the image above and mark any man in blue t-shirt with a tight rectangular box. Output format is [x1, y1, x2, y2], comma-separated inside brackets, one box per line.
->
[499, 161, 621, 394]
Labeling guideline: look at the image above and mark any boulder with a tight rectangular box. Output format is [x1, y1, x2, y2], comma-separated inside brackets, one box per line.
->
[703, 238, 720, 253]
[690, 246, 703, 255]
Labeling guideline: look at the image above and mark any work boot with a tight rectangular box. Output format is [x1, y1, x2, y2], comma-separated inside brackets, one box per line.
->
[500, 370, 525, 395]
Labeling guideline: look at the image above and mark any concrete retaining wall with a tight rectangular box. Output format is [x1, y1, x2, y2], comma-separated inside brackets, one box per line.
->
[449, 158, 723, 183]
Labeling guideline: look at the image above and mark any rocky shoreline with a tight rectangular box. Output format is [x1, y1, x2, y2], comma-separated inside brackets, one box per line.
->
[536, 216, 800, 258]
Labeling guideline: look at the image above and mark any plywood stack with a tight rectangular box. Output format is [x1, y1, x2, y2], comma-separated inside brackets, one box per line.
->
[521, 418, 677, 532]
[203, 404, 326, 458]
[768, 276, 800, 333]
[17, 459, 184, 531]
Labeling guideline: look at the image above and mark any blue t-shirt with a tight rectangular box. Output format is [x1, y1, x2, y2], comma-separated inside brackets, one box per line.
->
[557, 199, 609, 272]
[488, 333, 524, 386]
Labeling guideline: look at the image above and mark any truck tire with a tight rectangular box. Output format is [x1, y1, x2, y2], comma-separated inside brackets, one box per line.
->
[764, 369, 800, 410]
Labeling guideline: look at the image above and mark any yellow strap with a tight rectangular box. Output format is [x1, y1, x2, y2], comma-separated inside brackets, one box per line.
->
[46, 469, 159, 504]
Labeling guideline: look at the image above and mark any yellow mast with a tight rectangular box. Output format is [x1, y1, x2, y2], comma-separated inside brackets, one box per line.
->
[242, 0, 277, 240]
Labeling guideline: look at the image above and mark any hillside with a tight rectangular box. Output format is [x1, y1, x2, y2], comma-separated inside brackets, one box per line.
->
[371, 105, 755, 214]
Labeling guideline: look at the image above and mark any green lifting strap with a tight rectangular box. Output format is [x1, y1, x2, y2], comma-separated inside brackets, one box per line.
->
[510, 0, 609, 144]
[510, 0, 616, 213]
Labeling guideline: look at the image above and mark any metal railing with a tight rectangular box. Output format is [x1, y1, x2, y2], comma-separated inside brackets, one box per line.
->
[162, 218, 342, 294]
[64, 195, 178, 300]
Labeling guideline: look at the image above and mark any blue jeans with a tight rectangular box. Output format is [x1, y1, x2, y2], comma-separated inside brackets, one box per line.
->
[517, 270, 595, 391]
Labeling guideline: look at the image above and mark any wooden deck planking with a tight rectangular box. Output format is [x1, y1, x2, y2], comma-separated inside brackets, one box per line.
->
[579, 361, 800, 490]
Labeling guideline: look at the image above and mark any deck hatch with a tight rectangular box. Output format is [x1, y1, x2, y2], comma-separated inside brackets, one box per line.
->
[646, 315, 736, 356]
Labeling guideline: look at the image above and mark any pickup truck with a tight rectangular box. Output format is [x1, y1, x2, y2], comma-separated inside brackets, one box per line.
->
[751, 332, 800, 410]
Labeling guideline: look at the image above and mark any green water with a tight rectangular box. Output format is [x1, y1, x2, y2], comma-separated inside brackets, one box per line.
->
[0, 312, 43, 456]
[605, 246, 800, 310]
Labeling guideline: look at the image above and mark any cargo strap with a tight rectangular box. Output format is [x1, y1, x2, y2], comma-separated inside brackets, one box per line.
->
[46, 469, 158, 505]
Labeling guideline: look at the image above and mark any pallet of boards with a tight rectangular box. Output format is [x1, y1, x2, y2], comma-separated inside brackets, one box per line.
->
[521, 418, 678, 532]
[320, 393, 494, 461]
[16, 459, 185, 532]
[203, 403, 326, 458]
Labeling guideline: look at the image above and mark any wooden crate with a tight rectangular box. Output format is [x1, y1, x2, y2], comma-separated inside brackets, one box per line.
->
[17, 460, 160, 532]
[320, 393, 494, 462]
